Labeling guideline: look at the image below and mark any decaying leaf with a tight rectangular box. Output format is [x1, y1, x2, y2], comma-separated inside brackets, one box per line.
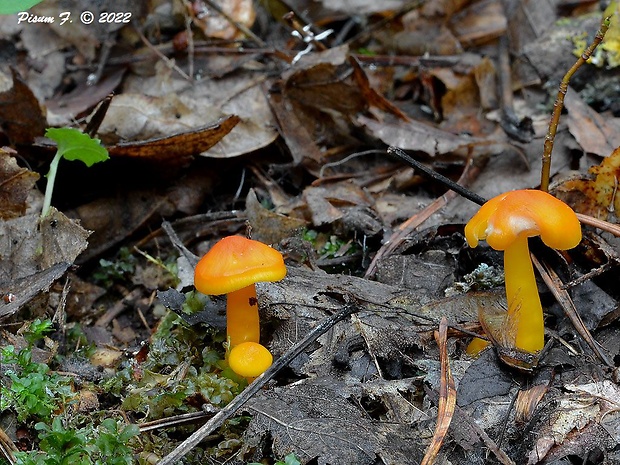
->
[245, 189, 307, 245]
[358, 113, 504, 157]
[39, 207, 91, 269]
[554, 145, 620, 221]
[0, 149, 39, 220]
[0, 68, 47, 145]
[564, 88, 620, 157]
[108, 115, 240, 161]
[243, 378, 379, 465]
[243, 377, 427, 465]
[528, 380, 620, 464]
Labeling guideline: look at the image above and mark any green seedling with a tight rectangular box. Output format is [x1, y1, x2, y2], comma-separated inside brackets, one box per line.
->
[42, 128, 109, 219]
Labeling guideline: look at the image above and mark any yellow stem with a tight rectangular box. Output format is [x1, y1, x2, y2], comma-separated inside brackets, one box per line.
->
[503, 236, 544, 353]
[226, 284, 260, 347]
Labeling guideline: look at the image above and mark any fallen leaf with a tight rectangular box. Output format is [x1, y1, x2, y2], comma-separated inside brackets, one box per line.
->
[0, 68, 47, 145]
[191, 0, 256, 40]
[243, 378, 380, 465]
[358, 113, 503, 157]
[108, 115, 241, 161]
[0, 148, 40, 220]
[565, 88, 620, 157]
[39, 207, 91, 269]
[554, 146, 620, 221]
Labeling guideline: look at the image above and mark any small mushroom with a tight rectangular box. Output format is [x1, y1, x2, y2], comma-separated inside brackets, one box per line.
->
[194, 236, 286, 347]
[228, 341, 273, 378]
[465, 189, 581, 354]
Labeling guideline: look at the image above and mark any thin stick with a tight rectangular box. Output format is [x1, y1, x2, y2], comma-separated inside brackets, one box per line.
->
[532, 255, 613, 367]
[540, 15, 611, 192]
[388, 147, 486, 205]
[421, 318, 456, 465]
[365, 148, 482, 278]
[157, 304, 359, 465]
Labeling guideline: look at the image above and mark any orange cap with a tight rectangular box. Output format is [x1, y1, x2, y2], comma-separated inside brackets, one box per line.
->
[194, 236, 286, 295]
[465, 190, 582, 251]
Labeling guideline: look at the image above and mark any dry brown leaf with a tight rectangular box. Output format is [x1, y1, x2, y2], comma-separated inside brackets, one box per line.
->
[0, 149, 40, 220]
[103, 69, 277, 158]
[528, 380, 620, 464]
[245, 189, 307, 245]
[0, 69, 47, 145]
[108, 115, 240, 161]
[564, 88, 620, 157]
[358, 113, 503, 157]
[554, 146, 620, 221]
[39, 207, 91, 269]
[449, 0, 506, 46]
[515, 384, 549, 425]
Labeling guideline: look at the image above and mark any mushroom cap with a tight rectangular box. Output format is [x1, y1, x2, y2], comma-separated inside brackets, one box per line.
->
[194, 236, 286, 295]
[228, 341, 273, 377]
[465, 189, 582, 251]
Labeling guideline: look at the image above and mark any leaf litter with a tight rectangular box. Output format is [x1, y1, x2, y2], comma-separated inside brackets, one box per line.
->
[0, 0, 620, 464]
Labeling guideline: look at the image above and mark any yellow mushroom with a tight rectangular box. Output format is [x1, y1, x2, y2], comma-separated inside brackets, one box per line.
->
[465, 190, 581, 354]
[194, 236, 286, 347]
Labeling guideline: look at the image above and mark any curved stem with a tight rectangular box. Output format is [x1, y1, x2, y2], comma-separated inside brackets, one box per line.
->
[41, 152, 62, 219]
[504, 236, 544, 353]
[226, 284, 260, 347]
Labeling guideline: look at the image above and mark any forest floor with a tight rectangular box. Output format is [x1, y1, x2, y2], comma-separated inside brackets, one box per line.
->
[0, 1, 620, 464]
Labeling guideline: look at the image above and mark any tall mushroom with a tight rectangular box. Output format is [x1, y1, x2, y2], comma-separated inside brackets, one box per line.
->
[464, 189, 581, 354]
[194, 236, 286, 347]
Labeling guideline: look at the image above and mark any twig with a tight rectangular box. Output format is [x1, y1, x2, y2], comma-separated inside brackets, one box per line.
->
[421, 318, 456, 465]
[576, 212, 620, 237]
[365, 148, 481, 278]
[0, 425, 17, 465]
[532, 255, 613, 367]
[139, 410, 217, 433]
[540, 15, 611, 192]
[388, 147, 486, 205]
[135, 27, 192, 81]
[157, 304, 359, 465]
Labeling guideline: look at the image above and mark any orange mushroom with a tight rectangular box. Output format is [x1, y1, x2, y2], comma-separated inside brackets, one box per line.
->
[228, 341, 273, 378]
[194, 236, 286, 347]
[464, 190, 581, 354]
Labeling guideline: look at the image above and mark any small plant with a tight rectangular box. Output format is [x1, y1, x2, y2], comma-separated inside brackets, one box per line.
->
[1, 319, 73, 423]
[92, 247, 137, 287]
[12, 416, 139, 465]
[21, 318, 54, 345]
[0, 345, 74, 422]
[42, 128, 109, 219]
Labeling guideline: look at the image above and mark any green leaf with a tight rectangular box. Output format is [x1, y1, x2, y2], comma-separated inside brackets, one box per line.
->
[0, 1, 44, 15]
[45, 128, 109, 167]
